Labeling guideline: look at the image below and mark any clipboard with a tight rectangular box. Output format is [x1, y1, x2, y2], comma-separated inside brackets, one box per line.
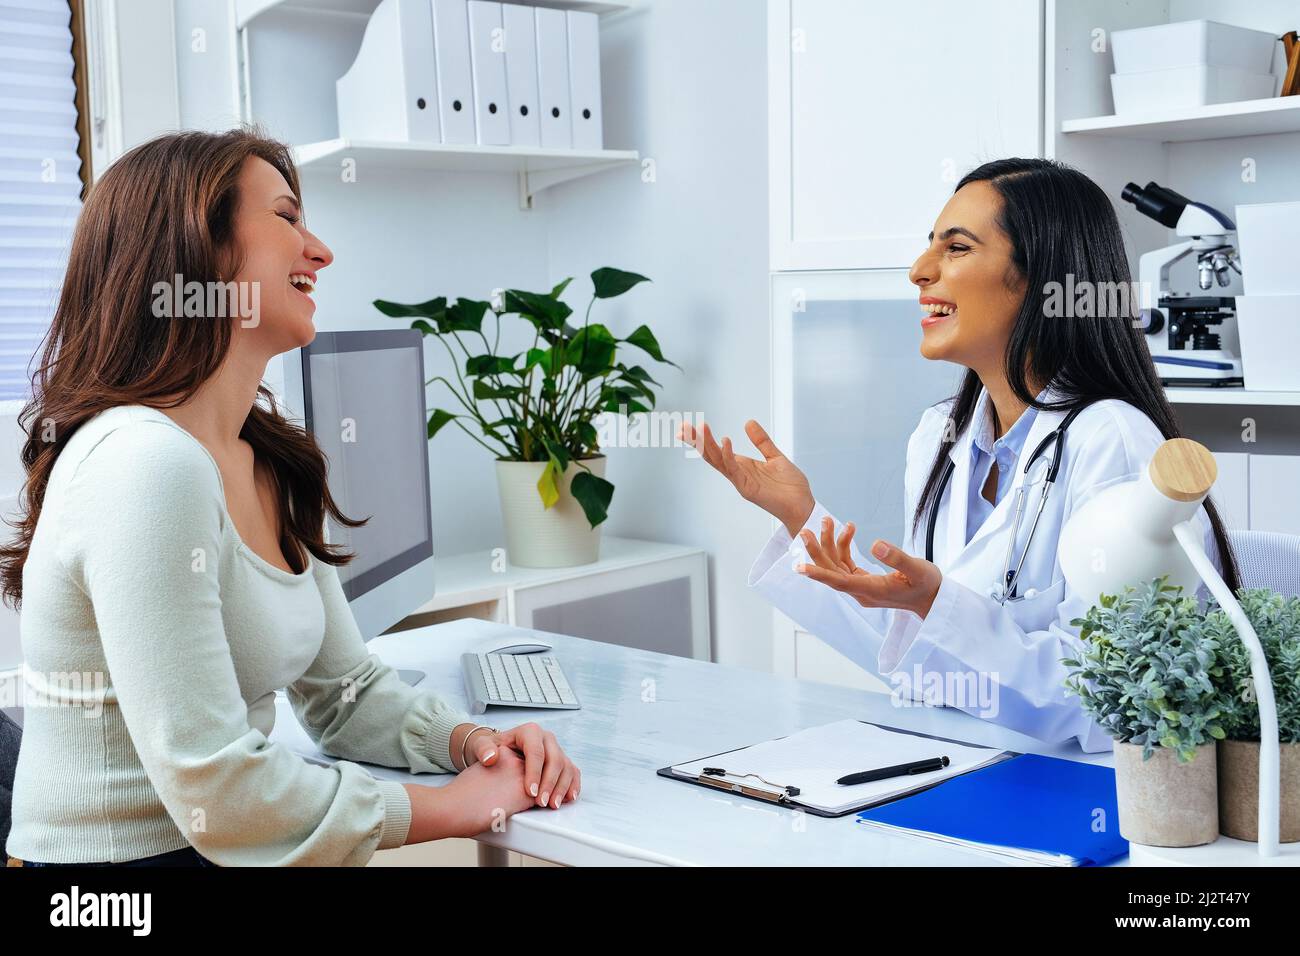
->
[657, 720, 1017, 818]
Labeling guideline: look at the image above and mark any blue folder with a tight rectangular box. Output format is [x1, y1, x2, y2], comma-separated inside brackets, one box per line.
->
[856, 753, 1128, 866]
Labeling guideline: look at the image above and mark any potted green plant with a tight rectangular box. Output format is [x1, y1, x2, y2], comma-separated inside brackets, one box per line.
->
[1063, 577, 1231, 847]
[374, 267, 674, 568]
[1205, 588, 1300, 843]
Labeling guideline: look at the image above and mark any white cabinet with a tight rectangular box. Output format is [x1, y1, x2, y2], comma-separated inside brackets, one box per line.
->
[1249, 455, 1300, 535]
[768, 0, 1044, 271]
[510, 556, 709, 660]
[1209, 452, 1300, 536]
[1211, 451, 1249, 531]
[397, 536, 711, 660]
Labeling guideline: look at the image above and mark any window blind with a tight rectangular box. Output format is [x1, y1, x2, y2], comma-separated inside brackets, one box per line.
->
[0, 0, 83, 402]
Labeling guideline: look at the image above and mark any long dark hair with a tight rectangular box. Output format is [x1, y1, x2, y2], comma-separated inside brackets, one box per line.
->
[0, 127, 364, 609]
[911, 157, 1240, 591]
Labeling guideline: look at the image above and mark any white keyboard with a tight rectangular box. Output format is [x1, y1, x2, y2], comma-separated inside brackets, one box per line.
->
[461, 652, 581, 714]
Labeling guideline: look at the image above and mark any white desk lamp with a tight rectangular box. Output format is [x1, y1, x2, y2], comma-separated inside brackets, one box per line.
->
[1058, 438, 1280, 858]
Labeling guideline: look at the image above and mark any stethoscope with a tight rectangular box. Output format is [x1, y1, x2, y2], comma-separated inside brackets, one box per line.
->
[924, 404, 1088, 605]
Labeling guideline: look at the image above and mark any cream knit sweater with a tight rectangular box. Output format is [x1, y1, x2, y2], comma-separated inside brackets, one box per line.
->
[6, 404, 468, 865]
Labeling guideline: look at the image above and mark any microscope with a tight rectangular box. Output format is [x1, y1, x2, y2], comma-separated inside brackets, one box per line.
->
[1121, 181, 1243, 386]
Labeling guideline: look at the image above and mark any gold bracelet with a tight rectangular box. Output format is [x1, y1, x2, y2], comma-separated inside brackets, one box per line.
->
[460, 725, 498, 770]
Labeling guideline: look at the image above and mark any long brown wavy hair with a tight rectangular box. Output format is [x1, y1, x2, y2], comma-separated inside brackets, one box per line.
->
[0, 127, 364, 610]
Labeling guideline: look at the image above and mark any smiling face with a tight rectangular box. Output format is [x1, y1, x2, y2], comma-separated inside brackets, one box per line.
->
[225, 156, 333, 355]
[909, 180, 1026, 376]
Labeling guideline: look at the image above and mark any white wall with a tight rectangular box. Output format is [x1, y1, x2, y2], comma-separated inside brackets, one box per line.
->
[173, 0, 241, 132]
[543, 0, 773, 669]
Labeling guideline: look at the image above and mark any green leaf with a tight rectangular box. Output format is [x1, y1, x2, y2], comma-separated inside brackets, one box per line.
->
[444, 298, 490, 333]
[602, 389, 650, 414]
[591, 267, 650, 299]
[374, 297, 447, 319]
[624, 324, 678, 367]
[505, 289, 573, 330]
[551, 277, 574, 299]
[566, 324, 617, 376]
[574, 421, 599, 449]
[610, 380, 655, 408]
[524, 347, 552, 373]
[465, 354, 516, 376]
[618, 364, 661, 386]
[571, 470, 614, 527]
[541, 438, 571, 472]
[426, 409, 457, 439]
[472, 379, 518, 400]
[610, 372, 659, 400]
[536, 459, 560, 509]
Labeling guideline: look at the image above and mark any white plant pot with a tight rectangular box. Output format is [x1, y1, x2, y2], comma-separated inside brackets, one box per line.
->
[495, 456, 605, 569]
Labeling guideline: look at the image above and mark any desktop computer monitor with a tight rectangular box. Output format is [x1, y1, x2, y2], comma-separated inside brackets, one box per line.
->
[277, 329, 435, 646]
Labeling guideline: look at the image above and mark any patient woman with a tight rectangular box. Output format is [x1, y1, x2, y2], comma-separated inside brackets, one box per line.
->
[1, 128, 579, 867]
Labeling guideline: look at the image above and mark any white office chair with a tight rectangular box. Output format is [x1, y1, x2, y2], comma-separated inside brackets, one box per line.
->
[1229, 529, 1300, 598]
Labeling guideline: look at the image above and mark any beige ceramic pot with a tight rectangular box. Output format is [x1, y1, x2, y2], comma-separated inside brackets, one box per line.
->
[1113, 741, 1218, 847]
[1217, 739, 1300, 843]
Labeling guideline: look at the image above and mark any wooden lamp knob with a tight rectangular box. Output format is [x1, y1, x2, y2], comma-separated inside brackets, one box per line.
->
[1149, 437, 1217, 502]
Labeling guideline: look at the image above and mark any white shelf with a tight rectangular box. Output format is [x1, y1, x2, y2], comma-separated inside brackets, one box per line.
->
[236, 0, 635, 30]
[291, 139, 638, 207]
[292, 138, 636, 174]
[1130, 836, 1300, 866]
[416, 535, 705, 614]
[1061, 96, 1300, 143]
[393, 535, 712, 660]
[1166, 387, 1300, 407]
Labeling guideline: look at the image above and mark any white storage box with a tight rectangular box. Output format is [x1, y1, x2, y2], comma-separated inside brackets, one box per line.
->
[1235, 295, 1300, 391]
[1111, 19, 1278, 74]
[1236, 201, 1300, 296]
[1110, 65, 1274, 113]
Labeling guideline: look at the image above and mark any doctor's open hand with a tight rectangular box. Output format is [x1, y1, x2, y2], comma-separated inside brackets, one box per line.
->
[795, 517, 942, 619]
[679, 419, 816, 537]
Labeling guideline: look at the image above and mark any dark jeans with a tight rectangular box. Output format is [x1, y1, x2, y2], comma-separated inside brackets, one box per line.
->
[20, 846, 216, 867]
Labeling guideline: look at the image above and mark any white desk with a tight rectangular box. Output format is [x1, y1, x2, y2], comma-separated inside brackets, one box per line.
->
[270, 618, 1115, 866]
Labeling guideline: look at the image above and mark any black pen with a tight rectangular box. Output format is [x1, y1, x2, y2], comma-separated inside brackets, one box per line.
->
[836, 756, 950, 785]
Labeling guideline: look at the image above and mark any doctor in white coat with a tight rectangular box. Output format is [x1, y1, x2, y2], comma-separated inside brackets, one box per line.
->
[684, 158, 1240, 753]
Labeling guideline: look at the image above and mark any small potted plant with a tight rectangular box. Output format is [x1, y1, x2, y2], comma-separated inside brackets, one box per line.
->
[374, 268, 674, 568]
[1063, 577, 1230, 847]
[1206, 588, 1300, 843]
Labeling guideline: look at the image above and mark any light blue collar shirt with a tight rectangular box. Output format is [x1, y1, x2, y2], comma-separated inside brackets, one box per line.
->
[965, 388, 1040, 545]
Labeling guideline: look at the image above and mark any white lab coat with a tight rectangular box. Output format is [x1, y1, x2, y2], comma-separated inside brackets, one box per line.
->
[748, 387, 1221, 752]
